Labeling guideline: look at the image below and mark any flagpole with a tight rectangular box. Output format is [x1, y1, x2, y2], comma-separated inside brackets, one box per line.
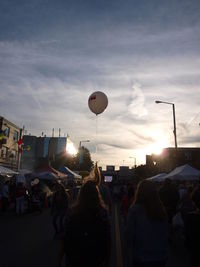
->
[17, 127, 23, 172]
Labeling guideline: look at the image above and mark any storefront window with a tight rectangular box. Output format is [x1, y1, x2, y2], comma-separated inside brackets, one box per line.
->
[1, 147, 8, 158]
[13, 130, 19, 141]
[4, 126, 10, 137]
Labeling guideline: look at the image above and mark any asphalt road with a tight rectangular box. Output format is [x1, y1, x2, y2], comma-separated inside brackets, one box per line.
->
[0, 210, 59, 267]
[0, 206, 191, 267]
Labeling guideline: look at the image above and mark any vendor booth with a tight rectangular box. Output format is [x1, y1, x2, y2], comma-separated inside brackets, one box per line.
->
[147, 173, 167, 182]
[0, 166, 18, 175]
[59, 166, 82, 180]
[164, 164, 200, 181]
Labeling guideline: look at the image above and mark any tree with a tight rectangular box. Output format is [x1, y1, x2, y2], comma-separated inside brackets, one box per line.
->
[77, 146, 93, 171]
[51, 146, 93, 172]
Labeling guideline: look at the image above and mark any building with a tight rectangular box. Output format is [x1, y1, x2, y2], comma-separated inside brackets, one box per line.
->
[101, 165, 135, 182]
[101, 165, 117, 182]
[21, 135, 68, 171]
[148, 147, 200, 173]
[0, 116, 22, 170]
[118, 166, 134, 181]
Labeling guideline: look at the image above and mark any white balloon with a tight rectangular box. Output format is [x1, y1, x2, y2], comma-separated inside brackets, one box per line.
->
[88, 91, 108, 115]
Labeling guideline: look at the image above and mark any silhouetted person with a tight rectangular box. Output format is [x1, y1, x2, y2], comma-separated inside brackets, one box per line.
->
[15, 182, 26, 215]
[51, 184, 69, 238]
[125, 180, 168, 267]
[2, 181, 9, 212]
[159, 179, 179, 224]
[84, 162, 112, 214]
[179, 186, 196, 223]
[121, 185, 135, 222]
[185, 210, 200, 267]
[57, 181, 111, 267]
[192, 184, 200, 209]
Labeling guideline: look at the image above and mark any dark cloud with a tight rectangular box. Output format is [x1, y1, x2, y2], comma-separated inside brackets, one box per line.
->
[1, 0, 200, 41]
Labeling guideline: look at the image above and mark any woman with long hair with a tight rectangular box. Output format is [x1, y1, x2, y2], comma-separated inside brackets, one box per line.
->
[125, 180, 168, 267]
[84, 162, 112, 214]
[58, 180, 111, 267]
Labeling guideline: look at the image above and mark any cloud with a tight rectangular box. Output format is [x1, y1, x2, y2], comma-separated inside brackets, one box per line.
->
[127, 83, 148, 117]
[0, 1, 200, 166]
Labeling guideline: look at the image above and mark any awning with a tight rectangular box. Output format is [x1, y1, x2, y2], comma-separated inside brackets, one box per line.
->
[0, 165, 18, 175]
[146, 173, 167, 182]
[59, 166, 82, 179]
[164, 164, 200, 181]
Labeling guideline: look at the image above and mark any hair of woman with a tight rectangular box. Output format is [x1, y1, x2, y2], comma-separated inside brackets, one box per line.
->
[134, 180, 167, 221]
[83, 162, 102, 186]
[73, 180, 108, 215]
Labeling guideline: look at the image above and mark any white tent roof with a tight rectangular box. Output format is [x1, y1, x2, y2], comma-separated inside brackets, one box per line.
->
[59, 166, 82, 179]
[36, 171, 58, 181]
[147, 173, 167, 182]
[165, 164, 200, 181]
[0, 165, 18, 175]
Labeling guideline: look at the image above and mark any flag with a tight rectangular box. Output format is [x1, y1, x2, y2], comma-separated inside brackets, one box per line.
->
[0, 133, 4, 141]
[17, 139, 23, 145]
[17, 138, 23, 154]
[89, 95, 96, 101]
[23, 145, 31, 151]
[0, 129, 7, 140]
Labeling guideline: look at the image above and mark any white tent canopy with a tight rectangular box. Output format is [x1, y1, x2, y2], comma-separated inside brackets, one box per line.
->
[59, 166, 82, 179]
[0, 166, 18, 175]
[147, 173, 167, 182]
[164, 164, 200, 181]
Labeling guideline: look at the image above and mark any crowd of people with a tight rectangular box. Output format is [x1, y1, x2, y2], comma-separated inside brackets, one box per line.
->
[52, 164, 200, 267]
[0, 177, 48, 214]
[1, 165, 200, 267]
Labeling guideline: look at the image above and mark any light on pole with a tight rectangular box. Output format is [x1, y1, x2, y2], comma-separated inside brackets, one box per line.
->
[155, 100, 177, 149]
[79, 140, 90, 169]
[129, 156, 137, 168]
[79, 140, 90, 149]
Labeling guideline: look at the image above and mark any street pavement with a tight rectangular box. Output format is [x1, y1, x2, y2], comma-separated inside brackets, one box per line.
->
[0, 206, 191, 267]
[0, 210, 59, 267]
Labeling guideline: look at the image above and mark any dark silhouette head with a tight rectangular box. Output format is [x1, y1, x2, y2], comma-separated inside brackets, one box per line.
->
[75, 180, 107, 214]
[135, 180, 167, 221]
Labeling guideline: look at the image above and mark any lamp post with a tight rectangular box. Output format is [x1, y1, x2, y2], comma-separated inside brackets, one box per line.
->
[155, 100, 177, 149]
[79, 140, 90, 149]
[79, 140, 90, 169]
[129, 156, 136, 168]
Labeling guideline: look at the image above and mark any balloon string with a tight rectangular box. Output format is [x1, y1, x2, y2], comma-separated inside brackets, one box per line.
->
[96, 115, 98, 159]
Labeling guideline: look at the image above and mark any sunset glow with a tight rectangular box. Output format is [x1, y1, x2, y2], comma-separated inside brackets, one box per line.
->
[66, 142, 77, 155]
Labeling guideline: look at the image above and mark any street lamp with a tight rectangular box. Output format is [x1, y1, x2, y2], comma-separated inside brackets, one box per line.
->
[79, 140, 90, 149]
[155, 100, 178, 149]
[129, 156, 136, 168]
[79, 140, 90, 169]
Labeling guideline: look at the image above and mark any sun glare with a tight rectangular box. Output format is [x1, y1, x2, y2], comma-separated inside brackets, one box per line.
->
[146, 140, 168, 156]
[150, 144, 164, 155]
[66, 142, 77, 155]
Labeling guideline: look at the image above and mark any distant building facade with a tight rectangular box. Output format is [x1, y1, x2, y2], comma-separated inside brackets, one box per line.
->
[0, 116, 22, 170]
[101, 165, 135, 182]
[148, 147, 200, 173]
[21, 135, 67, 171]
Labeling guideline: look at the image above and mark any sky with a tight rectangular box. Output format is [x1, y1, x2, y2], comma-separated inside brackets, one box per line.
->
[0, 0, 200, 168]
